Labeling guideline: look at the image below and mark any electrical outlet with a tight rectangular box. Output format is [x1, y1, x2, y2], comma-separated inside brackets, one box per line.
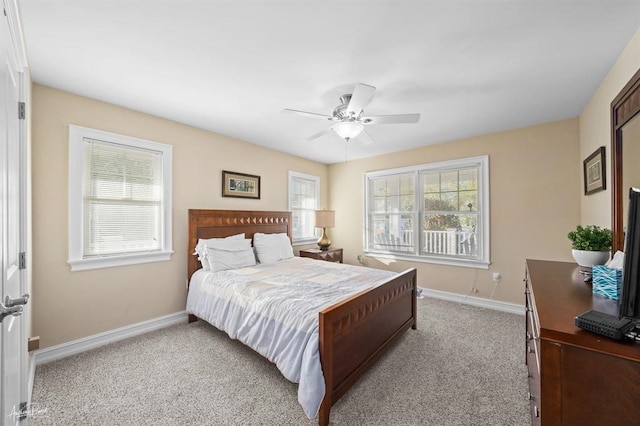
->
[492, 272, 501, 282]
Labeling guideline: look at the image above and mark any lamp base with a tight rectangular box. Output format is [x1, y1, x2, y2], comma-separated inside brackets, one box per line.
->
[317, 228, 331, 251]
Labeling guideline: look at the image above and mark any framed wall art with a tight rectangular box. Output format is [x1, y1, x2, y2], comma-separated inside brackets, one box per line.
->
[222, 170, 261, 199]
[583, 146, 606, 195]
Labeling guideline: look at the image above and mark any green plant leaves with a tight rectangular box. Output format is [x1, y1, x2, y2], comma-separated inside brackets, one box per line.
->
[567, 225, 612, 251]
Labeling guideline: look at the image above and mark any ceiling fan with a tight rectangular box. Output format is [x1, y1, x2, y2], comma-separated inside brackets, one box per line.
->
[282, 83, 420, 145]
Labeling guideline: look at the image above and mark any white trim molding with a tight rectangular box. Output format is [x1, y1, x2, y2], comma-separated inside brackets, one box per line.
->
[364, 155, 490, 269]
[420, 287, 525, 315]
[33, 311, 188, 365]
[68, 125, 173, 271]
[288, 170, 321, 245]
[28, 354, 36, 404]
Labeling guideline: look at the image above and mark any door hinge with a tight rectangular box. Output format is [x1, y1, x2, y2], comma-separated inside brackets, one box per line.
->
[18, 401, 28, 420]
[19, 252, 26, 269]
[18, 101, 25, 119]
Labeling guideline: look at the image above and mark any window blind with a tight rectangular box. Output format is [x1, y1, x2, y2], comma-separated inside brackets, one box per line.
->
[82, 138, 163, 257]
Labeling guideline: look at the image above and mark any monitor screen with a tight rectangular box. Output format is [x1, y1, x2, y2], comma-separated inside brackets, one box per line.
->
[620, 187, 640, 319]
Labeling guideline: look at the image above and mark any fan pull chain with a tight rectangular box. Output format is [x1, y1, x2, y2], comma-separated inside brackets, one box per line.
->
[344, 139, 348, 163]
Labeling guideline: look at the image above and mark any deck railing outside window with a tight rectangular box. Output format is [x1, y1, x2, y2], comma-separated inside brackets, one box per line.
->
[374, 229, 477, 256]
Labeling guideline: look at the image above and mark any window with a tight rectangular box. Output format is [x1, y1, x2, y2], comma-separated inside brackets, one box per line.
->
[365, 156, 489, 268]
[68, 125, 173, 271]
[288, 171, 320, 244]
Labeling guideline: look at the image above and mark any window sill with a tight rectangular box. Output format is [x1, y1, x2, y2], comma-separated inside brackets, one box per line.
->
[364, 251, 490, 269]
[68, 250, 174, 272]
[292, 239, 318, 247]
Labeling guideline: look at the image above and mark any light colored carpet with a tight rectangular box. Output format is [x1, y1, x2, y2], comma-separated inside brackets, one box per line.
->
[30, 297, 529, 425]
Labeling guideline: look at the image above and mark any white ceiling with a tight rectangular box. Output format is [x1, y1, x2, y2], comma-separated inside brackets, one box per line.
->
[18, 1, 640, 164]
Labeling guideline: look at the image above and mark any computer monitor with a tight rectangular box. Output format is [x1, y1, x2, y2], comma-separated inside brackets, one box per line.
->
[620, 187, 640, 320]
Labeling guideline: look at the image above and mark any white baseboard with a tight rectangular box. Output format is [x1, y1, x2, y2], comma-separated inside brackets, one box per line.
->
[33, 311, 188, 366]
[419, 287, 525, 315]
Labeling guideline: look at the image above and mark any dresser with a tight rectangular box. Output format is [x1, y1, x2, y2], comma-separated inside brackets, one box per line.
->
[299, 248, 343, 263]
[525, 259, 640, 425]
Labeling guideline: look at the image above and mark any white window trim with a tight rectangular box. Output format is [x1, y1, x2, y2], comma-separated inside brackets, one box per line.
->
[288, 171, 320, 246]
[68, 125, 173, 271]
[363, 155, 490, 269]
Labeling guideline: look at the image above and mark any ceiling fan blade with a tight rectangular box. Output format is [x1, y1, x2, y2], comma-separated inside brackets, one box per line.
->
[346, 83, 376, 117]
[282, 108, 334, 121]
[356, 129, 375, 145]
[361, 113, 421, 124]
[307, 128, 333, 141]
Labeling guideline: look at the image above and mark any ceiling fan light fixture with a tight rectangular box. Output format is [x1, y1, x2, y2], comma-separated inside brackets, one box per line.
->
[333, 122, 363, 140]
[283, 83, 419, 145]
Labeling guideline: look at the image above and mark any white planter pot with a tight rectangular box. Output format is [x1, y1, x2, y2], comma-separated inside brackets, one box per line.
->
[571, 249, 610, 267]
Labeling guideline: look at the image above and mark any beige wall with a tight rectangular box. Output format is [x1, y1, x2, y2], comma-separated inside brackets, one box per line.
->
[329, 119, 581, 305]
[31, 84, 328, 348]
[580, 26, 640, 227]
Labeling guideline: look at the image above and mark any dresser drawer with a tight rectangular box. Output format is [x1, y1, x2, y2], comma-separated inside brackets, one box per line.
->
[526, 311, 540, 373]
[524, 268, 541, 425]
[526, 331, 541, 423]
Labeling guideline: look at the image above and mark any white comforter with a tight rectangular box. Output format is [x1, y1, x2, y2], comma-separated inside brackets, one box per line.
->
[186, 257, 396, 418]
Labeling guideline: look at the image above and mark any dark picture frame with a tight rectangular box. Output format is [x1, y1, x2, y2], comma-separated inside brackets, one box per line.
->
[222, 170, 260, 199]
[583, 146, 606, 195]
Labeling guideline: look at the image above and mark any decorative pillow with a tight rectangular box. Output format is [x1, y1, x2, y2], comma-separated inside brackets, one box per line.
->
[194, 233, 245, 271]
[205, 242, 256, 272]
[253, 233, 294, 264]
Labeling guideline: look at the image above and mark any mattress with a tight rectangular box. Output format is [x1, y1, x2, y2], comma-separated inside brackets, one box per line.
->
[186, 256, 396, 418]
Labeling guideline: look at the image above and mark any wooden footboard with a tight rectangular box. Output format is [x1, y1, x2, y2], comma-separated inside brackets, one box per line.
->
[318, 267, 417, 426]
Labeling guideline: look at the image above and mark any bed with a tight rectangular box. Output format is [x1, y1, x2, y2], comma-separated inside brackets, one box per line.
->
[186, 209, 417, 426]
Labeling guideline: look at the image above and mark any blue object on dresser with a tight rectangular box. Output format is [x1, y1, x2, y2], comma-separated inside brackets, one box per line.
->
[592, 265, 622, 300]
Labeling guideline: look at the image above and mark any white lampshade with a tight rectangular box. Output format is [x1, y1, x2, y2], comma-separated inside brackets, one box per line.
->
[332, 122, 363, 140]
[315, 210, 335, 228]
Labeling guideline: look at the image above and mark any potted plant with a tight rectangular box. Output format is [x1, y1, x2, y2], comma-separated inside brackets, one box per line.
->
[567, 225, 612, 267]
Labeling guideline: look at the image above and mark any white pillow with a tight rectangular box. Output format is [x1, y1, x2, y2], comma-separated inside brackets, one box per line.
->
[205, 238, 251, 251]
[194, 233, 245, 271]
[205, 243, 256, 272]
[253, 233, 294, 264]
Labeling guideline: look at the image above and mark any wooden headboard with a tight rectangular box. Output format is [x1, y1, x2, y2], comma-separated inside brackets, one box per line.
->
[187, 209, 292, 280]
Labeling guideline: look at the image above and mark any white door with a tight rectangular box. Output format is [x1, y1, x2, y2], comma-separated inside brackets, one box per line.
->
[1, 2, 28, 424]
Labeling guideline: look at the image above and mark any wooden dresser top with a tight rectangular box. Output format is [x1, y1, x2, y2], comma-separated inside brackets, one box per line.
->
[526, 259, 640, 362]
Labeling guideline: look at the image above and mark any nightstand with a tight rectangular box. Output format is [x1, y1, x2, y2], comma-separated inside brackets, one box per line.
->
[299, 248, 343, 263]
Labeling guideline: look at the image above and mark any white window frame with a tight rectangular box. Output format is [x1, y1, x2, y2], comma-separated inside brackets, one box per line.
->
[364, 156, 490, 269]
[68, 125, 173, 271]
[288, 171, 320, 245]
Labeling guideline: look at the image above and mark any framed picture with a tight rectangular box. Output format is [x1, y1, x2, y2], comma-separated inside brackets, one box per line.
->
[222, 170, 261, 199]
[583, 147, 606, 195]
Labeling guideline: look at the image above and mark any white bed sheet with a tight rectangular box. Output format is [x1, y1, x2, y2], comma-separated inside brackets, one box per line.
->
[186, 256, 396, 419]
